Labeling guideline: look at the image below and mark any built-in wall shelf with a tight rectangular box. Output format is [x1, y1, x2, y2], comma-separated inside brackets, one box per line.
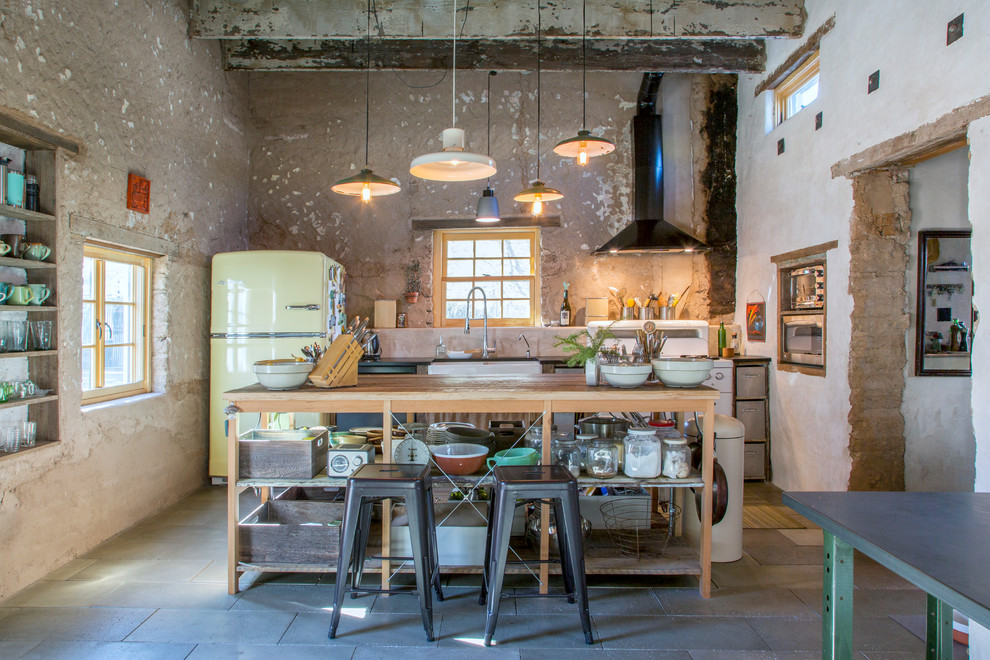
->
[0, 394, 57, 411]
[0, 305, 57, 312]
[0, 205, 56, 223]
[0, 256, 55, 270]
[0, 350, 56, 360]
[0, 438, 58, 461]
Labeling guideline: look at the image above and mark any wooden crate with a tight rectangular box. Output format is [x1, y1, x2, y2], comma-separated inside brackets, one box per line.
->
[238, 428, 329, 479]
[239, 498, 343, 565]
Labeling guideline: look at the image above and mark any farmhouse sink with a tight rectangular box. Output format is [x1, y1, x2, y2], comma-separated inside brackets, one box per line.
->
[427, 359, 542, 376]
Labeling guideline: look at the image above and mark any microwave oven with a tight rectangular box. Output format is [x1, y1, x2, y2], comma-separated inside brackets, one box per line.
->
[781, 314, 824, 366]
[788, 265, 825, 310]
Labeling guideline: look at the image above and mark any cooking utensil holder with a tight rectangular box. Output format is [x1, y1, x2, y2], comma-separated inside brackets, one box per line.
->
[308, 333, 363, 388]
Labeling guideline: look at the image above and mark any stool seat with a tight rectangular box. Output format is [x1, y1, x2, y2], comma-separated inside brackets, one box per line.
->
[494, 464, 575, 485]
[350, 463, 431, 483]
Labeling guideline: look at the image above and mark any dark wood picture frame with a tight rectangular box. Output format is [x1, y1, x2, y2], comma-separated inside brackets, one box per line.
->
[915, 228, 972, 377]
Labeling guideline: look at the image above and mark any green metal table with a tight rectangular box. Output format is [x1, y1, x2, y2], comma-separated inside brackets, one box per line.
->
[784, 491, 990, 660]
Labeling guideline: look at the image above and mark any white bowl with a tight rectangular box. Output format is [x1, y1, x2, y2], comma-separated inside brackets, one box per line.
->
[599, 363, 652, 388]
[651, 357, 714, 387]
[445, 350, 473, 359]
[253, 359, 312, 390]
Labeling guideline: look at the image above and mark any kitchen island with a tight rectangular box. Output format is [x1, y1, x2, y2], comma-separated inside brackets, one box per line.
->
[223, 373, 718, 597]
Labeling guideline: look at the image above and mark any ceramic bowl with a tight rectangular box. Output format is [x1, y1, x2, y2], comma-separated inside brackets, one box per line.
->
[253, 359, 312, 390]
[445, 350, 472, 359]
[599, 363, 653, 388]
[651, 357, 714, 387]
[431, 443, 489, 475]
[445, 426, 495, 447]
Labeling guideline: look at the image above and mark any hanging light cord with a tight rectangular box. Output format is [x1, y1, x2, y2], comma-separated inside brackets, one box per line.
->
[452, 0, 457, 128]
[581, 0, 587, 130]
[364, 0, 371, 168]
[536, 1, 541, 180]
[486, 70, 495, 183]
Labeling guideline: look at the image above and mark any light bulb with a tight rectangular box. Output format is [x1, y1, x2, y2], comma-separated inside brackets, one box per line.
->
[532, 195, 543, 217]
[578, 142, 588, 166]
[361, 183, 371, 203]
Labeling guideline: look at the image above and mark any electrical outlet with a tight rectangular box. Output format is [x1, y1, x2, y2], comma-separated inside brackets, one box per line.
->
[777, 138, 785, 155]
[947, 13, 964, 46]
[815, 112, 823, 130]
[868, 70, 880, 94]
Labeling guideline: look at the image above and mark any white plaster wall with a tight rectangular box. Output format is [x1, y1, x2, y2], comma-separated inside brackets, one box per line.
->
[903, 148, 974, 491]
[0, 2, 250, 599]
[735, 0, 990, 491]
[970, 114, 990, 660]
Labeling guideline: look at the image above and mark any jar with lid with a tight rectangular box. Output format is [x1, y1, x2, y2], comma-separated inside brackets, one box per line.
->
[587, 438, 618, 479]
[575, 433, 597, 467]
[661, 437, 692, 479]
[622, 427, 661, 478]
[554, 435, 582, 475]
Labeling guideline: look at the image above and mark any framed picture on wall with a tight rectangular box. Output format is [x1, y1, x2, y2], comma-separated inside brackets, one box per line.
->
[746, 302, 766, 342]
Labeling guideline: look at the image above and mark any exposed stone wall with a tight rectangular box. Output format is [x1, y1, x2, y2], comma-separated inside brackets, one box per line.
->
[847, 170, 910, 491]
[701, 75, 738, 319]
[0, 1, 250, 599]
[245, 71, 730, 328]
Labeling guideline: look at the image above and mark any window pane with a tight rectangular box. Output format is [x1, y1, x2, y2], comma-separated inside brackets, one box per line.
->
[82, 257, 95, 299]
[447, 240, 474, 258]
[104, 261, 134, 302]
[475, 240, 501, 258]
[503, 280, 530, 299]
[81, 348, 95, 390]
[105, 304, 134, 344]
[475, 259, 502, 277]
[504, 259, 530, 276]
[445, 281, 473, 300]
[447, 259, 473, 277]
[104, 346, 136, 387]
[446, 301, 467, 319]
[792, 76, 819, 112]
[504, 239, 530, 258]
[82, 302, 95, 345]
[476, 281, 500, 299]
[473, 300, 501, 318]
[503, 299, 531, 318]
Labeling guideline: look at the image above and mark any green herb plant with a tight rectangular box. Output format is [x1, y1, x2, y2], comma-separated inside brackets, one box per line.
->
[553, 324, 615, 367]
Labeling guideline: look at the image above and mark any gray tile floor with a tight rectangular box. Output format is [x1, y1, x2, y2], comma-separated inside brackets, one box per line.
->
[0, 483, 958, 658]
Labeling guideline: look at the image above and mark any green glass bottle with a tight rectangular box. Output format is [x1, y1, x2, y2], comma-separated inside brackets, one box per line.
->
[717, 321, 727, 353]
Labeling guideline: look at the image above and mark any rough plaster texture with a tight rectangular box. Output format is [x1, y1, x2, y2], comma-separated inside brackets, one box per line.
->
[245, 70, 725, 328]
[0, 1, 250, 600]
[847, 170, 910, 491]
[904, 148, 974, 491]
[735, 0, 990, 492]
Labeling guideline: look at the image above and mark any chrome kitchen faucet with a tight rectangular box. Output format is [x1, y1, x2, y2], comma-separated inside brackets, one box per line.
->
[464, 286, 496, 358]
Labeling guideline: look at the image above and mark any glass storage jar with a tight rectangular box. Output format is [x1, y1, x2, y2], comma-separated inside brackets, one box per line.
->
[554, 435, 582, 475]
[622, 427, 661, 478]
[661, 436, 692, 479]
[587, 438, 619, 479]
[575, 433, 597, 467]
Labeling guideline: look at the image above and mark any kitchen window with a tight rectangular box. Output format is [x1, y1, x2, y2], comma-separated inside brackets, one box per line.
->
[774, 50, 819, 125]
[81, 243, 153, 403]
[433, 228, 540, 327]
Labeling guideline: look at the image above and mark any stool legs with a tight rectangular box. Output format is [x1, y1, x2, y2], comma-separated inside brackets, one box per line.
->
[561, 487, 593, 644]
[484, 484, 516, 646]
[479, 484, 500, 606]
[424, 482, 444, 602]
[350, 500, 375, 596]
[552, 499, 577, 604]
[329, 489, 362, 640]
[406, 486, 435, 641]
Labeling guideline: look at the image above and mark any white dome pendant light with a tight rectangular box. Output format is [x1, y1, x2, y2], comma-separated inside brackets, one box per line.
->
[332, 0, 400, 201]
[410, 0, 497, 182]
[553, 0, 615, 164]
[475, 71, 501, 223]
[514, 3, 562, 217]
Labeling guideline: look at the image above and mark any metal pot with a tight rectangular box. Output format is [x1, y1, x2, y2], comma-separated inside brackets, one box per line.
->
[578, 416, 629, 439]
[525, 505, 593, 557]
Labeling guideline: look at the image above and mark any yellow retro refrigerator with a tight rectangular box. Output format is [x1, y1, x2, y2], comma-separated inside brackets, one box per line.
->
[208, 250, 345, 478]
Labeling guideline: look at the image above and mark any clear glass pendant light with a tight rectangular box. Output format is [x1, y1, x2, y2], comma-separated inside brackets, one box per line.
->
[331, 0, 400, 201]
[410, 0, 497, 182]
[475, 71, 501, 223]
[514, 2, 563, 216]
[553, 0, 615, 164]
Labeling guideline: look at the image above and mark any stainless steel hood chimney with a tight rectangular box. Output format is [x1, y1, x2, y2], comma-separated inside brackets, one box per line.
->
[594, 73, 709, 254]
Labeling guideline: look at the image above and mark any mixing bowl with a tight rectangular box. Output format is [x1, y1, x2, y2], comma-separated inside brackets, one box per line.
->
[651, 357, 714, 387]
[253, 359, 312, 390]
[599, 363, 652, 388]
[431, 443, 489, 475]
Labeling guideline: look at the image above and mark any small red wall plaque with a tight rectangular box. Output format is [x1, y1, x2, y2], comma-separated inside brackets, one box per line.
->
[126, 173, 150, 214]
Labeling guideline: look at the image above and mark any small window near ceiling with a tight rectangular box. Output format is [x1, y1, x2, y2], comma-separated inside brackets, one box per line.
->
[433, 229, 540, 327]
[82, 243, 153, 404]
[774, 50, 820, 125]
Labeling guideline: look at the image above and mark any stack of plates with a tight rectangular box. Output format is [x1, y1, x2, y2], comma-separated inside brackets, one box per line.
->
[426, 421, 474, 446]
[445, 426, 496, 448]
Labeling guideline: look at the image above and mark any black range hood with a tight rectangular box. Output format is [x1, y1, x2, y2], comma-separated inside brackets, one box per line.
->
[594, 73, 710, 255]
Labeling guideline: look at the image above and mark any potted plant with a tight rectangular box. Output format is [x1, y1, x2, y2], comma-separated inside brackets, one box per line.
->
[404, 261, 422, 304]
[554, 324, 615, 386]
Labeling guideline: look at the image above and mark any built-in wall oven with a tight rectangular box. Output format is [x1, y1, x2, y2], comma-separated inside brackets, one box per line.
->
[780, 314, 824, 366]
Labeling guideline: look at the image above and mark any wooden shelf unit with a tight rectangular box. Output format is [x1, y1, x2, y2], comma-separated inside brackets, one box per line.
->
[223, 375, 719, 598]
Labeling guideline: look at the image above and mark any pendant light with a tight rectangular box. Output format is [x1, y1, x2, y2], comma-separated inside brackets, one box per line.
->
[514, 2, 562, 216]
[553, 0, 615, 164]
[410, 0, 497, 182]
[331, 0, 400, 201]
[475, 71, 501, 223]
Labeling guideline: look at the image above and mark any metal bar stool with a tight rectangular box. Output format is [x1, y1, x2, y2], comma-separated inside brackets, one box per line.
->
[479, 464, 593, 647]
[328, 463, 443, 642]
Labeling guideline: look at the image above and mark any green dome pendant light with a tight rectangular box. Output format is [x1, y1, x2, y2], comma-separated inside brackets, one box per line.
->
[410, 0, 497, 182]
[331, 0, 400, 201]
[475, 71, 501, 223]
[514, 2, 563, 216]
[553, 0, 615, 164]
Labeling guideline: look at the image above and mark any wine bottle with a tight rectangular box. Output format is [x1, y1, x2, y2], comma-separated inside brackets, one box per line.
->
[560, 282, 572, 327]
[717, 321, 727, 353]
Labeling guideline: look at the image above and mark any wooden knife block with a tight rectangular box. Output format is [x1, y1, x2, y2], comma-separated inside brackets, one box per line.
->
[308, 334, 363, 388]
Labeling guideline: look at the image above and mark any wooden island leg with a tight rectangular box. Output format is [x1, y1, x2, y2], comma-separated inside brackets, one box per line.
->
[381, 400, 392, 593]
[539, 402, 553, 594]
[226, 412, 240, 595]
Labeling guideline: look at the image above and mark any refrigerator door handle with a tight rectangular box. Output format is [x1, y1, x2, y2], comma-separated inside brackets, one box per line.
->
[285, 304, 321, 311]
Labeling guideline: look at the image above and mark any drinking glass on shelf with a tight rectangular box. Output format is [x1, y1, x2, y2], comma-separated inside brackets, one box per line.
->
[3, 427, 22, 452]
[30, 320, 52, 351]
[0, 320, 9, 352]
[10, 321, 27, 352]
[14, 380, 35, 399]
[21, 421, 36, 448]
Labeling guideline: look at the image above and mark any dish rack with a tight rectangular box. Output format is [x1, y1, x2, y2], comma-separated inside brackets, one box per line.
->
[308, 334, 363, 388]
[599, 499, 680, 559]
